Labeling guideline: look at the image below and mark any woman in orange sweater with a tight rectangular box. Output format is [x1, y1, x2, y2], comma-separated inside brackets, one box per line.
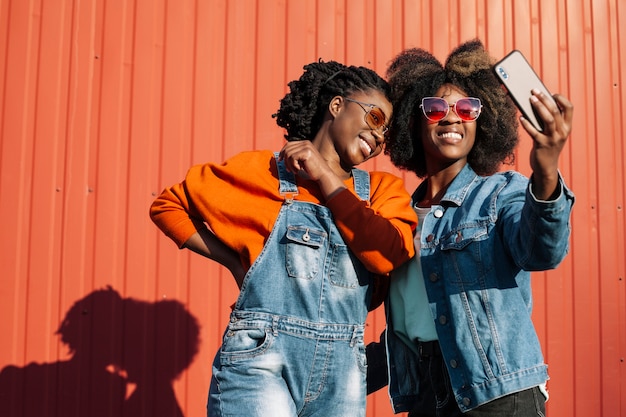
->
[150, 60, 416, 417]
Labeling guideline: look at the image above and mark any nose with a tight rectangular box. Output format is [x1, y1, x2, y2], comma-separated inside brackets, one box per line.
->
[442, 106, 461, 123]
[372, 128, 386, 143]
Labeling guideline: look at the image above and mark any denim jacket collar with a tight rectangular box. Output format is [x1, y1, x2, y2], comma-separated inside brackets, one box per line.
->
[412, 164, 479, 208]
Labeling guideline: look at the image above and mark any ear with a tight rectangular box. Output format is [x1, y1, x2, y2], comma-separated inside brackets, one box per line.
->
[328, 95, 344, 119]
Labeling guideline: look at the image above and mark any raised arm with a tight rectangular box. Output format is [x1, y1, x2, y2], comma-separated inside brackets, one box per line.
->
[522, 90, 574, 200]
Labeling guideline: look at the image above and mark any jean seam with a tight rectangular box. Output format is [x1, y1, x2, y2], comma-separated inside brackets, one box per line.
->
[533, 387, 545, 417]
[429, 357, 450, 410]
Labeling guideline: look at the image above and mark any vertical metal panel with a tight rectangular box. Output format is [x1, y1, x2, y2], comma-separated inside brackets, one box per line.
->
[0, 1, 624, 416]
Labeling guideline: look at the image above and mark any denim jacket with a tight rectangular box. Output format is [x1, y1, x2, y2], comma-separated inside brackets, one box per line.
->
[383, 164, 575, 413]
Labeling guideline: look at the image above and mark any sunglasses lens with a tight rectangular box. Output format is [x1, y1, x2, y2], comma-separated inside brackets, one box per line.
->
[455, 98, 481, 121]
[366, 107, 386, 129]
[422, 98, 448, 121]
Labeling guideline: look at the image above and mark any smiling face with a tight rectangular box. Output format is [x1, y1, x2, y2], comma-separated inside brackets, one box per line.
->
[420, 84, 477, 175]
[316, 89, 392, 170]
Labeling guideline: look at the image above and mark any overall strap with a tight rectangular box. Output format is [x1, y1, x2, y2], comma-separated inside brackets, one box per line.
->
[351, 168, 371, 202]
[274, 152, 299, 202]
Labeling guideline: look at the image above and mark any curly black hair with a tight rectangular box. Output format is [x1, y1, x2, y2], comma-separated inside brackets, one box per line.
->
[273, 59, 391, 141]
[385, 39, 519, 177]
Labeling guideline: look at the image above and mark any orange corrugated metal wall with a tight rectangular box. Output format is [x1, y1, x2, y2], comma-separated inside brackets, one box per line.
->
[0, 0, 624, 416]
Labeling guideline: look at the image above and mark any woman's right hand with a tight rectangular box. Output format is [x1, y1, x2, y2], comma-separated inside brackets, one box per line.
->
[279, 141, 347, 201]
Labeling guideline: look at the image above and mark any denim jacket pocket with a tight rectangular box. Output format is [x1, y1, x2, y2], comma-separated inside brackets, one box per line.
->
[285, 225, 327, 280]
[439, 223, 492, 287]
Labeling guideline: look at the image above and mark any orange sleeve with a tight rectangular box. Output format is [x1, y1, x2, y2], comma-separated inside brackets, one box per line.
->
[149, 180, 204, 248]
[149, 150, 283, 269]
[326, 171, 417, 275]
[151, 151, 416, 275]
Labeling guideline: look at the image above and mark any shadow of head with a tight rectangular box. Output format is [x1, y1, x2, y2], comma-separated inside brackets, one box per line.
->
[0, 286, 201, 417]
[57, 286, 201, 381]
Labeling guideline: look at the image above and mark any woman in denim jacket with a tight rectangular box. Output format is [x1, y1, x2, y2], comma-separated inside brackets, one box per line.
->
[367, 40, 575, 416]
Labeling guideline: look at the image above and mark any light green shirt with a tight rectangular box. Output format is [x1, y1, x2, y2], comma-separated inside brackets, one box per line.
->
[389, 206, 437, 354]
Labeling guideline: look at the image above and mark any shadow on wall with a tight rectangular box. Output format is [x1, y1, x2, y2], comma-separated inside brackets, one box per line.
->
[0, 286, 201, 417]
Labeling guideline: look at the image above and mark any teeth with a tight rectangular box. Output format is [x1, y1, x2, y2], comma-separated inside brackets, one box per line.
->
[440, 132, 462, 140]
[360, 138, 372, 154]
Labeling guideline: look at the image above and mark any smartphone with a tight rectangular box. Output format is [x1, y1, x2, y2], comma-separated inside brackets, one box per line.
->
[493, 50, 556, 131]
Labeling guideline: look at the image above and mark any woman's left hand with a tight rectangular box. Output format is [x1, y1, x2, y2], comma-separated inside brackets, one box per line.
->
[522, 90, 574, 200]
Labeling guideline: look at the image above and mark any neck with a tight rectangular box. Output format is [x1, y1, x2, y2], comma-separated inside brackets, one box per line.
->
[417, 185, 446, 207]
[419, 162, 467, 206]
[418, 171, 458, 207]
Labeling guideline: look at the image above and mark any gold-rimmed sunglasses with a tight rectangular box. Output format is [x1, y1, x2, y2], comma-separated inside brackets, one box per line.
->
[344, 97, 390, 135]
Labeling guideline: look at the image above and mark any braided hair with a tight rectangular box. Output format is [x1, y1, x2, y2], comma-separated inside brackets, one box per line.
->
[385, 39, 519, 177]
[273, 59, 391, 141]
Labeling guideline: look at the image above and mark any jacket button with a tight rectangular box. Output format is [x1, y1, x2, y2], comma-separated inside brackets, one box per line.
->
[433, 208, 444, 218]
[450, 359, 458, 368]
[463, 398, 471, 407]
[438, 315, 447, 325]
[429, 272, 438, 282]
[426, 234, 435, 242]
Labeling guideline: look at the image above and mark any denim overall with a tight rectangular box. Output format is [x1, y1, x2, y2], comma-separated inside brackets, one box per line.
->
[207, 155, 373, 417]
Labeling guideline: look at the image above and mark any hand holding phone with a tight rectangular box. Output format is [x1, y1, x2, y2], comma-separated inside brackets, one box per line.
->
[493, 50, 556, 131]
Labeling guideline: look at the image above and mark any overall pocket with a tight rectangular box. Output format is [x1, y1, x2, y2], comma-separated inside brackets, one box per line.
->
[284, 225, 326, 280]
[220, 326, 273, 362]
[329, 243, 367, 289]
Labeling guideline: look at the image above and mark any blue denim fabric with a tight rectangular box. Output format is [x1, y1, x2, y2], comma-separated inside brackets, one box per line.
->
[385, 164, 575, 413]
[207, 156, 372, 417]
[406, 345, 546, 417]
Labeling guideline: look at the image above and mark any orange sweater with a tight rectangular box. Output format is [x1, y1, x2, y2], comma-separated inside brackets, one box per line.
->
[150, 150, 416, 275]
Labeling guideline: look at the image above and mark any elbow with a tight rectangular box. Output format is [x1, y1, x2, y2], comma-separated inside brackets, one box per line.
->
[366, 245, 415, 275]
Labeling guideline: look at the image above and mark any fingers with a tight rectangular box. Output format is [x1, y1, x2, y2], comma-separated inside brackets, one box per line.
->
[279, 141, 306, 172]
[552, 93, 574, 127]
[530, 90, 558, 130]
[279, 141, 324, 178]
[524, 90, 573, 140]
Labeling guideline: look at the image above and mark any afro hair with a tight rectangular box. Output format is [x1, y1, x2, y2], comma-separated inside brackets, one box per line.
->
[385, 39, 519, 177]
